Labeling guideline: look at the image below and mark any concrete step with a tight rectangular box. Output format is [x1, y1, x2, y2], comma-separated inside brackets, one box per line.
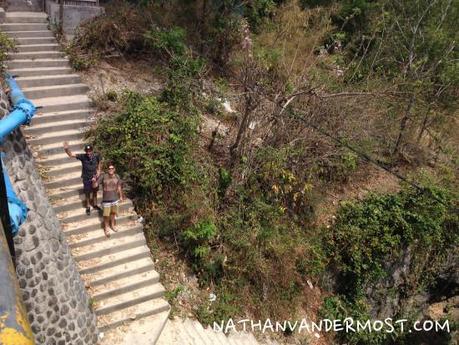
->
[12, 36, 56, 44]
[78, 244, 151, 276]
[183, 319, 215, 345]
[55, 197, 132, 214]
[7, 30, 54, 38]
[60, 202, 133, 224]
[24, 118, 89, 135]
[33, 94, 91, 112]
[35, 141, 81, 158]
[193, 321, 224, 345]
[228, 332, 256, 345]
[205, 327, 228, 345]
[1, 23, 49, 31]
[17, 74, 81, 88]
[26, 128, 83, 146]
[93, 276, 160, 304]
[8, 66, 73, 77]
[97, 298, 169, 332]
[31, 109, 92, 126]
[64, 215, 132, 237]
[173, 322, 192, 345]
[5, 12, 48, 23]
[94, 282, 166, 316]
[46, 162, 81, 178]
[182, 320, 210, 345]
[36, 153, 81, 168]
[15, 43, 59, 52]
[44, 173, 81, 190]
[74, 232, 147, 263]
[7, 58, 69, 69]
[84, 256, 157, 289]
[70, 224, 142, 250]
[45, 182, 81, 201]
[9, 50, 64, 60]
[23, 83, 88, 99]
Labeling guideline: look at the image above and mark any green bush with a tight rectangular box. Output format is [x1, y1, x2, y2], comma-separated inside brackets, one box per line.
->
[218, 167, 232, 197]
[182, 219, 217, 263]
[144, 26, 187, 57]
[91, 91, 199, 196]
[0, 32, 15, 70]
[322, 182, 459, 344]
[327, 184, 458, 297]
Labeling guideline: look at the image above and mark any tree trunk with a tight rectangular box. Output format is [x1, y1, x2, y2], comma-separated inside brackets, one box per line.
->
[230, 99, 252, 166]
[393, 95, 415, 154]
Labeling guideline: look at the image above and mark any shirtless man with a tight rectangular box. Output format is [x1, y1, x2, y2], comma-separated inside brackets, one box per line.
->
[98, 163, 124, 238]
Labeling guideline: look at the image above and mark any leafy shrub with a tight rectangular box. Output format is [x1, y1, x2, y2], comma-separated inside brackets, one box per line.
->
[91, 91, 199, 196]
[144, 26, 187, 57]
[160, 54, 205, 109]
[218, 167, 232, 197]
[316, 150, 359, 183]
[320, 295, 391, 345]
[65, 45, 94, 71]
[327, 184, 458, 297]
[182, 219, 218, 267]
[0, 32, 15, 70]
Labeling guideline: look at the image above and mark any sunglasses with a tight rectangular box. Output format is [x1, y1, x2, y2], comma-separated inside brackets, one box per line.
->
[108, 167, 115, 170]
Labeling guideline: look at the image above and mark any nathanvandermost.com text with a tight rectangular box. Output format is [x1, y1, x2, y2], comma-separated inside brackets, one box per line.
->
[213, 318, 451, 335]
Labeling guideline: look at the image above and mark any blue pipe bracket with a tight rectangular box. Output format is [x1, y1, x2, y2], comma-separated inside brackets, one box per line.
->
[0, 73, 37, 142]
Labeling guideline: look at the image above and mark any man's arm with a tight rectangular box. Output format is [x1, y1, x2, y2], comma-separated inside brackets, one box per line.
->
[63, 141, 76, 158]
[118, 180, 124, 201]
[96, 156, 102, 178]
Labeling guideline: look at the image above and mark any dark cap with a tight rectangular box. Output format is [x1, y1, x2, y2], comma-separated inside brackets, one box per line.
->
[84, 144, 93, 152]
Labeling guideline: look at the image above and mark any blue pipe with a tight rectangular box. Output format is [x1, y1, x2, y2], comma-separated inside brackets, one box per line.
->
[1, 154, 27, 236]
[0, 73, 34, 235]
[0, 73, 36, 141]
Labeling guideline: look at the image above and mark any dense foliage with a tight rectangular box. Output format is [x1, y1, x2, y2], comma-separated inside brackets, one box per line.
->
[84, 0, 458, 343]
[321, 182, 458, 344]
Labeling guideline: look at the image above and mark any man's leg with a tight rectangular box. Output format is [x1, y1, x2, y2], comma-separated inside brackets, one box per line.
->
[103, 216, 110, 237]
[102, 205, 110, 237]
[92, 189, 100, 210]
[110, 208, 118, 232]
[84, 192, 91, 215]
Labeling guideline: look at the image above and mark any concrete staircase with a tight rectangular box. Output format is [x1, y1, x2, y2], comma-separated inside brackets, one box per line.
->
[3, 11, 284, 345]
[3, 11, 170, 343]
[157, 319, 282, 345]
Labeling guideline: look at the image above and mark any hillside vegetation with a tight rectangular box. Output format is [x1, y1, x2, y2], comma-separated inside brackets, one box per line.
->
[71, 0, 458, 344]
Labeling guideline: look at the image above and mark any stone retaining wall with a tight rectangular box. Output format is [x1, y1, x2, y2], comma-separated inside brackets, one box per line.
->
[0, 88, 98, 345]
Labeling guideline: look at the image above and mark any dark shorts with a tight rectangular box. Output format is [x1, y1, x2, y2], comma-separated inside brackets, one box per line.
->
[83, 179, 98, 193]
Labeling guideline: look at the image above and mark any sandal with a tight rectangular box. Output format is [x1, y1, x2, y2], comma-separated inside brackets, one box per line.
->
[104, 229, 111, 238]
[110, 226, 118, 233]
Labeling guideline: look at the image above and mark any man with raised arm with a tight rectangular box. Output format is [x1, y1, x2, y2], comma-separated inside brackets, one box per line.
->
[63, 142, 101, 215]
